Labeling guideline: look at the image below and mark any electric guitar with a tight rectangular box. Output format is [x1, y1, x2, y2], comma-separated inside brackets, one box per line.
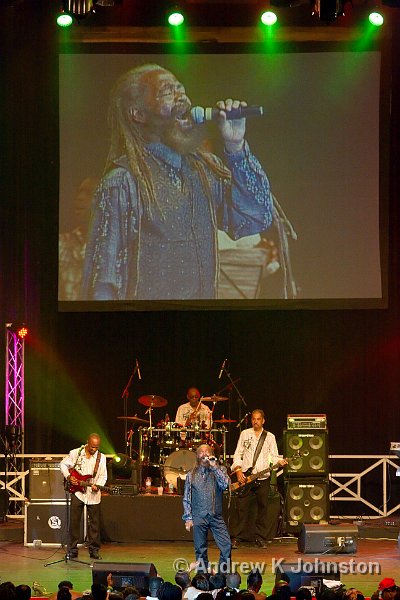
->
[65, 468, 122, 495]
[230, 460, 285, 497]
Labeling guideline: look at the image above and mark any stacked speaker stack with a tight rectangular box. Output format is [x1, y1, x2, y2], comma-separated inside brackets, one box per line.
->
[283, 414, 329, 535]
[24, 459, 70, 547]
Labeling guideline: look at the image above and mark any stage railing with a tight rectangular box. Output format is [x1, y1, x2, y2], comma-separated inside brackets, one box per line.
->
[1, 453, 399, 520]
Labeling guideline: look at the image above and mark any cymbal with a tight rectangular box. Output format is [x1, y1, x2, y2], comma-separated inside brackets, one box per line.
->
[117, 415, 150, 424]
[138, 395, 167, 408]
[213, 417, 237, 424]
[201, 395, 228, 402]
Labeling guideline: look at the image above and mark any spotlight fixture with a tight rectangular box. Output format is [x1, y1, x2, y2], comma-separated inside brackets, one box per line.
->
[111, 453, 134, 479]
[368, 9, 384, 24]
[261, 9, 278, 24]
[56, 12, 73, 26]
[6, 323, 28, 339]
[167, 6, 185, 26]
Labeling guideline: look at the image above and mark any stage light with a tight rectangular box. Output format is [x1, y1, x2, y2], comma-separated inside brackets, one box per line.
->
[57, 12, 74, 26]
[17, 326, 28, 339]
[167, 7, 185, 26]
[261, 10, 278, 24]
[6, 323, 28, 339]
[368, 10, 384, 24]
[112, 453, 133, 479]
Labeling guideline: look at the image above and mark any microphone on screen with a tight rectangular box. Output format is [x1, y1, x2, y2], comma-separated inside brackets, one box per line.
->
[191, 105, 264, 125]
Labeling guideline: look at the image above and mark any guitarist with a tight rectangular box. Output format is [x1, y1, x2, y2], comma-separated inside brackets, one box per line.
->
[60, 433, 107, 560]
[230, 410, 287, 549]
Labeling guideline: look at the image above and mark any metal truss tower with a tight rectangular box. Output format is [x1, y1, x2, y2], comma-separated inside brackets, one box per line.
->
[4, 323, 27, 516]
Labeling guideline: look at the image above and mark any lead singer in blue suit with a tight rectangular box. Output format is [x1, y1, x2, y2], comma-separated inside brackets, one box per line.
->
[183, 444, 231, 573]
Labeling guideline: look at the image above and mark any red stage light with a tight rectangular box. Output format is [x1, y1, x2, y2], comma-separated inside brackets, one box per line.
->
[17, 327, 28, 339]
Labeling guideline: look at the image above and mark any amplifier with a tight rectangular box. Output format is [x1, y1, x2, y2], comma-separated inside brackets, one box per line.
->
[287, 414, 327, 430]
[110, 484, 139, 496]
[29, 460, 66, 501]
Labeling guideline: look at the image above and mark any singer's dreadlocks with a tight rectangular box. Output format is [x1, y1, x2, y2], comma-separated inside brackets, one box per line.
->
[106, 64, 231, 219]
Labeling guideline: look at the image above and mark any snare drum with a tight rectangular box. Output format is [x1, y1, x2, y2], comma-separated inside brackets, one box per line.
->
[163, 449, 196, 490]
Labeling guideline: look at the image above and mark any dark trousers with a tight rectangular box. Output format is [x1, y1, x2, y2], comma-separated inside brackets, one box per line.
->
[193, 514, 231, 573]
[68, 494, 101, 554]
[232, 478, 271, 542]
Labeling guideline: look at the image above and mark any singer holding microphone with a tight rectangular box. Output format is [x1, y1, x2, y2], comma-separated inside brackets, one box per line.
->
[183, 444, 231, 573]
[81, 63, 274, 301]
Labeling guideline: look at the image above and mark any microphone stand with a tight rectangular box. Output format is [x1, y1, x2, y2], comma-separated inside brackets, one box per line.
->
[121, 362, 140, 457]
[217, 367, 247, 462]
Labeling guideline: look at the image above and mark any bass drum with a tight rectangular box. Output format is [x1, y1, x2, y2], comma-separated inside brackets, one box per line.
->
[163, 449, 196, 491]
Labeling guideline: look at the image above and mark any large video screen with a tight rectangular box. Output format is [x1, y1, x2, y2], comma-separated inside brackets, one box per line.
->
[59, 50, 383, 310]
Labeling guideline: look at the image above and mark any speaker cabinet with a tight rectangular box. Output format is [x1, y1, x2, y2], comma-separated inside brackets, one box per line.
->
[284, 479, 329, 534]
[24, 501, 83, 547]
[29, 460, 66, 501]
[298, 523, 358, 554]
[92, 562, 157, 592]
[283, 429, 329, 477]
[274, 561, 341, 593]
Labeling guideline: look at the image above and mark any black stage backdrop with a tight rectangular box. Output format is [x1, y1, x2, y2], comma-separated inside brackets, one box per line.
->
[1, 1, 400, 463]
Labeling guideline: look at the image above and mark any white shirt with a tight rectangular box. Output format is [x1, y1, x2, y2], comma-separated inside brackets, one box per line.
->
[175, 402, 212, 429]
[60, 445, 107, 505]
[232, 428, 280, 480]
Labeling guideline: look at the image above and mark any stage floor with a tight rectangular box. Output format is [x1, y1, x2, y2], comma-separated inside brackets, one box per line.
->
[0, 533, 399, 597]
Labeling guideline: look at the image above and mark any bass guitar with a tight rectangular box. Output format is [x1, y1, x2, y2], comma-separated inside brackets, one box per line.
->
[230, 460, 284, 497]
[65, 468, 121, 495]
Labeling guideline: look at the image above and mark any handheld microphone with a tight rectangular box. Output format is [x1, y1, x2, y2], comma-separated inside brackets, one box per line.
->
[191, 105, 264, 125]
[218, 359, 227, 380]
[206, 456, 217, 464]
[136, 358, 142, 380]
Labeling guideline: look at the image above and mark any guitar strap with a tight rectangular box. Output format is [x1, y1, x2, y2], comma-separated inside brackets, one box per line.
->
[72, 445, 85, 470]
[251, 430, 267, 473]
[92, 451, 102, 480]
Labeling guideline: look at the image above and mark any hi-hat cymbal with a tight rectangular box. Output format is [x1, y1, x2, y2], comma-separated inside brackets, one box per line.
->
[117, 415, 150, 424]
[138, 395, 167, 408]
[201, 395, 228, 402]
[213, 417, 237, 424]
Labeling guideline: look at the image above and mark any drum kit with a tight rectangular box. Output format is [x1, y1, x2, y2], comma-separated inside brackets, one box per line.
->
[118, 393, 237, 492]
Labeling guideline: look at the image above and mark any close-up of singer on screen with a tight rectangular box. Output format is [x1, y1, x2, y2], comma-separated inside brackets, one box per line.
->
[80, 63, 275, 302]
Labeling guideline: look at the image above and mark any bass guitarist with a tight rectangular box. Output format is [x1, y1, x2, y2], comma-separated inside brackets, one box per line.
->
[60, 433, 107, 560]
[230, 410, 287, 549]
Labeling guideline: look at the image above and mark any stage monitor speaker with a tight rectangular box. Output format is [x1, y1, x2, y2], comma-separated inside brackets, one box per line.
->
[92, 562, 157, 592]
[298, 523, 358, 554]
[274, 561, 341, 594]
[284, 479, 329, 534]
[284, 429, 329, 477]
[24, 501, 83, 547]
[29, 460, 66, 501]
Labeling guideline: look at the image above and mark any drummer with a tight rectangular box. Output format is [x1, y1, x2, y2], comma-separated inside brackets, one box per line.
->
[175, 387, 212, 430]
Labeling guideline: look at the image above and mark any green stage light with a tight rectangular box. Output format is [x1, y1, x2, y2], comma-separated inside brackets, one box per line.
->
[261, 10, 278, 25]
[368, 10, 384, 25]
[56, 13, 73, 27]
[168, 10, 185, 26]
